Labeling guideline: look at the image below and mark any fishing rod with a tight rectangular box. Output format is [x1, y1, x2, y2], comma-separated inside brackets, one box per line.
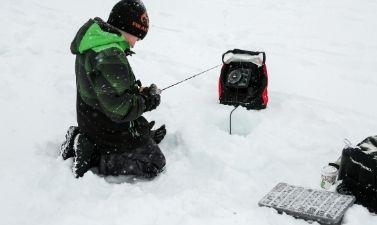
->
[148, 63, 244, 135]
[148, 63, 242, 135]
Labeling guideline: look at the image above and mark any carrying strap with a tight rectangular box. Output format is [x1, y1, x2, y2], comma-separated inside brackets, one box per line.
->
[222, 49, 266, 65]
[357, 135, 377, 155]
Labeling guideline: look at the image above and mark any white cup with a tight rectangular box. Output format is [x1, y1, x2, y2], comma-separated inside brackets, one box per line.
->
[320, 165, 338, 189]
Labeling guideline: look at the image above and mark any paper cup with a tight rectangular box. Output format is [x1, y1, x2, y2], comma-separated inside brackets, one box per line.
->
[321, 165, 338, 189]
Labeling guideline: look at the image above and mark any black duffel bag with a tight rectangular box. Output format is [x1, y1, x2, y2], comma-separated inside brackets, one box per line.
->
[337, 135, 377, 213]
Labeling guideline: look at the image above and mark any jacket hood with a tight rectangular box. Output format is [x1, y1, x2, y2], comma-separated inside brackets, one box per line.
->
[70, 17, 130, 55]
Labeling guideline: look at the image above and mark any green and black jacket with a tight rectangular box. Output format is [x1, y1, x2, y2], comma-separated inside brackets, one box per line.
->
[71, 17, 146, 145]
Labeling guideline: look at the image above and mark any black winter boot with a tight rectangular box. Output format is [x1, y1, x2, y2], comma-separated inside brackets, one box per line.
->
[72, 133, 95, 178]
[60, 126, 80, 160]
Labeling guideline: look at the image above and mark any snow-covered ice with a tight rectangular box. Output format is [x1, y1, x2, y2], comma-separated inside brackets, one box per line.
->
[1, 0, 377, 224]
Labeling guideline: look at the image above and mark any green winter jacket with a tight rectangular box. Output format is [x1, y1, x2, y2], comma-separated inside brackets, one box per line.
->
[71, 17, 146, 144]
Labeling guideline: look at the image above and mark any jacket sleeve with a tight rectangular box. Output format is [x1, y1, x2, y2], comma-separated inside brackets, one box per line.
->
[90, 48, 146, 123]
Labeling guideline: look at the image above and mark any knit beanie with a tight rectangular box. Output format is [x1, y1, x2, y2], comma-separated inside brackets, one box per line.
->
[107, 0, 149, 40]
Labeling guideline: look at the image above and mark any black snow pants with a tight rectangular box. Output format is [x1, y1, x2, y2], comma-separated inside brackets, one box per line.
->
[77, 95, 166, 178]
[98, 137, 165, 178]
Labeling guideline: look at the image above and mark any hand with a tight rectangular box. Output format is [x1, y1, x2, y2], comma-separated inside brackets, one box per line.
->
[139, 84, 161, 95]
[140, 84, 161, 112]
[135, 80, 142, 88]
[149, 84, 161, 95]
[151, 125, 166, 144]
[149, 121, 166, 144]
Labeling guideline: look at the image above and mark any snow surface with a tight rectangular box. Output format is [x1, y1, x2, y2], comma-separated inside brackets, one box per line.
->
[1, 0, 377, 224]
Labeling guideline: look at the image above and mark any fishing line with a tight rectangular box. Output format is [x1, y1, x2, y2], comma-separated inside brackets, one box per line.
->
[160, 64, 222, 92]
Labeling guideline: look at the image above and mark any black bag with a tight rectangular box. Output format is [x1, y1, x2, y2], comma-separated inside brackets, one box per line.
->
[337, 135, 377, 213]
[218, 49, 268, 109]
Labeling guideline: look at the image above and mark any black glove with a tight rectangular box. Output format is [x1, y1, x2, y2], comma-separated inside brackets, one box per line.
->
[135, 80, 142, 88]
[140, 84, 161, 112]
[149, 121, 166, 144]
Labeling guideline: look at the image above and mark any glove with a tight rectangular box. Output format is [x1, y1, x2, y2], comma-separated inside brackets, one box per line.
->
[140, 84, 161, 112]
[149, 121, 166, 144]
[135, 80, 142, 88]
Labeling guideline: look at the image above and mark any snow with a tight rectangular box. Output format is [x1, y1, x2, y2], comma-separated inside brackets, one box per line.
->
[1, 0, 377, 224]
